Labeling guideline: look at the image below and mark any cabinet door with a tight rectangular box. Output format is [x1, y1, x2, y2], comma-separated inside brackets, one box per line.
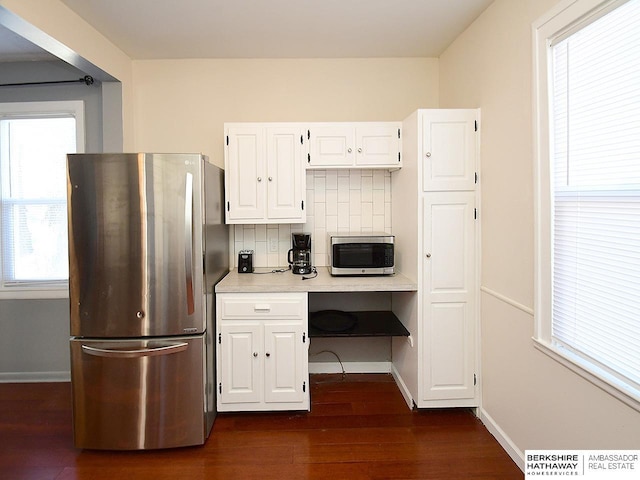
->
[422, 110, 477, 191]
[422, 192, 476, 402]
[308, 125, 355, 168]
[266, 127, 306, 221]
[355, 124, 401, 167]
[219, 322, 262, 404]
[263, 322, 306, 404]
[225, 126, 266, 222]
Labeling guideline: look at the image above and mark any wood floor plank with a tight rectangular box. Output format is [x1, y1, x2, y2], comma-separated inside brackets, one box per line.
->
[0, 374, 523, 480]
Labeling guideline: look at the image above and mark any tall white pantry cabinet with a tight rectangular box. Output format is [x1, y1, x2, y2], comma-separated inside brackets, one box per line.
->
[391, 109, 480, 408]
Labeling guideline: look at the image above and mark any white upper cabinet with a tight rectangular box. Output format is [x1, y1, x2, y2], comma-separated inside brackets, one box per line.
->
[307, 122, 402, 169]
[422, 110, 477, 191]
[225, 124, 306, 224]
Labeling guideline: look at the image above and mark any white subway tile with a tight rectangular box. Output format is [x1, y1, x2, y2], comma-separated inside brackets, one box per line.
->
[326, 188, 338, 216]
[314, 175, 326, 202]
[326, 170, 338, 189]
[373, 170, 385, 190]
[373, 189, 385, 215]
[349, 170, 361, 190]
[315, 203, 326, 229]
[337, 202, 350, 230]
[350, 215, 361, 232]
[255, 224, 266, 242]
[361, 175, 373, 202]
[349, 190, 362, 215]
[337, 175, 350, 202]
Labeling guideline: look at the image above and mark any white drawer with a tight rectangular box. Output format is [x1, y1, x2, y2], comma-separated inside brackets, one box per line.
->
[217, 293, 307, 319]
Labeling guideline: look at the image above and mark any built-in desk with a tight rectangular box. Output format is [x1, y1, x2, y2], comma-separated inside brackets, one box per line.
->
[215, 267, 417, 338]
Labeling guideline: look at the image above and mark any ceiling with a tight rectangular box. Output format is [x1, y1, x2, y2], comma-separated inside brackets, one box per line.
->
[1, 1, 494, 62]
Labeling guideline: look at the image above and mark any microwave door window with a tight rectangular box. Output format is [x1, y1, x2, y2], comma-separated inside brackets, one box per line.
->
[334, 244, 373, 267]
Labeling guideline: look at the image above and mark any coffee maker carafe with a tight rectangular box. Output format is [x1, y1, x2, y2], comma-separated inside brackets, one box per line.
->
[288, 233, 312, 275]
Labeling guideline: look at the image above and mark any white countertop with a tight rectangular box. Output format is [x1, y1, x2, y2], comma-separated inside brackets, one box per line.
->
[215, 267, 417, 293]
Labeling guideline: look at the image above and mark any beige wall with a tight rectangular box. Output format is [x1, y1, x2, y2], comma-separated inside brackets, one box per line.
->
[0, 0, 134, 149]
[439, 0, 640, 459]
[131, 58, 438, 168]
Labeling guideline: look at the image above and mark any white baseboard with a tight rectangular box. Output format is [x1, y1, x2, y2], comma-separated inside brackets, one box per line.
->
[390, 363, 414, 409]
[479, 407, 525, 472]
[309, 361, 392, 374]
[0, 371, 71, 383]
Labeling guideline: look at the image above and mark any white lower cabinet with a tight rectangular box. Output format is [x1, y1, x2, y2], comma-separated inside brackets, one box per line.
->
[422, 192, 476, 403]
[216, 292, 309, 412]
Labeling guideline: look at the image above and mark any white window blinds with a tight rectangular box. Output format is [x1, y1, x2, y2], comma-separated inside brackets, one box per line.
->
[0, 113, 77, 288]
[550, 0, 640, 392]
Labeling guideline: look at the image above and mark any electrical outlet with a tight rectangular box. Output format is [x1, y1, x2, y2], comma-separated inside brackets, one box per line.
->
[268, 237, 278, 253]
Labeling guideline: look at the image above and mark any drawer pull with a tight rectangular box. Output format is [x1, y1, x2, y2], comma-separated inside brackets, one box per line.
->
[254, 304, 271, 312]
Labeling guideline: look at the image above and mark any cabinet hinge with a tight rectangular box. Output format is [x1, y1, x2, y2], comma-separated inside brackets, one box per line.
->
[307, 153, 311, 163]
[398, 152, 401, 162]
[301, 200, 305, 211]
[398, 128, 401, 139]
[300, 134, 303, 145]
[226, 135, 229, 146]
[302, 332, 306, 343]
[307, 129, 310, 140]
[219, 383, 222, 394]
[474, 120, 478, 132]
[226, 201, 230, 212]
[474, 208, 477, 220]
[218, 333, 221, 344]
[474, 374, 477, 386]
[475, 172, 478, 184]
[303, 381, 306, 393]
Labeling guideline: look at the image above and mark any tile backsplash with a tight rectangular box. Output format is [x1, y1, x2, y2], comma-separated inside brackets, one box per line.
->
[232, 169, 392, 268]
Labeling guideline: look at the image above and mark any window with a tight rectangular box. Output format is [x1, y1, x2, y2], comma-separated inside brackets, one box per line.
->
[533, 0, 640, 411]
[0, 101, 85, 299]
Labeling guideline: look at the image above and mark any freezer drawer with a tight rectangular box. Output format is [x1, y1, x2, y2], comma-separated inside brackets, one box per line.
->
[70, 336, 208, 450]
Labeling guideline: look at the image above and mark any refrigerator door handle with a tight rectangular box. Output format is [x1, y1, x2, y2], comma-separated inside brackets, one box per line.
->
[184, 172, 195, 315]
[81, 342, 189, 358]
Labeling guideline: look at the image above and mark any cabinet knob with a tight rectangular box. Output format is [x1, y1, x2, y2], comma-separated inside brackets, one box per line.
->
[425, 152, 432, 158]
[266, 352, 271, 357]
[347, 148, 352, 153]
[357, 148, 362, 153]
[268, 176, 273, 181]
[257, 177, 262, 182]
[253, 352, 258, 357]
[426, 253, 432, 258]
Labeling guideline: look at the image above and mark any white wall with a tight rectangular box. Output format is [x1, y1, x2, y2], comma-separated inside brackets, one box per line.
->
[439, 0, 640, 461]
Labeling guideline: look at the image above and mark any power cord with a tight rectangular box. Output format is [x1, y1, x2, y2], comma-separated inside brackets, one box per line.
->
[311, 350, 346, 377]
[302, 266, 318, 280]
[251, 268, 289, 274]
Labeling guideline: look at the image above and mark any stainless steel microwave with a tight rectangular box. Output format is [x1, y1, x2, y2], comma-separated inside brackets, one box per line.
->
[328, 233, 394, 276]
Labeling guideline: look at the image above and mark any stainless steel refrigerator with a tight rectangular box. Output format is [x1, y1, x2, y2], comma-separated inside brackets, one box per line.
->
[67, 153, 229, 450]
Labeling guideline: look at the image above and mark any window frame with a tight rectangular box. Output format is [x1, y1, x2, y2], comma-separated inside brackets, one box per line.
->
[532, 0, 640, 412]
[0, 100, 85, 300]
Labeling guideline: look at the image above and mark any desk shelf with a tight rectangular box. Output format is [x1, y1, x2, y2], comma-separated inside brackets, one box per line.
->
[308, 310, 410, 338]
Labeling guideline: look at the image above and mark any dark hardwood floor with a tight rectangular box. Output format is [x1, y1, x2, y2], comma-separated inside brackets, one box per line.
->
[0, 374, 522, 479]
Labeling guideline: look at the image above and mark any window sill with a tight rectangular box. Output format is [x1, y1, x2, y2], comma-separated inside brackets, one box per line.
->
[533, 338, 640, 413]
[0, 288, 69, 300]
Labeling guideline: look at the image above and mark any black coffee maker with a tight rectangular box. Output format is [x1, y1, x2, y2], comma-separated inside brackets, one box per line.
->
[288, 233, 312, 275]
